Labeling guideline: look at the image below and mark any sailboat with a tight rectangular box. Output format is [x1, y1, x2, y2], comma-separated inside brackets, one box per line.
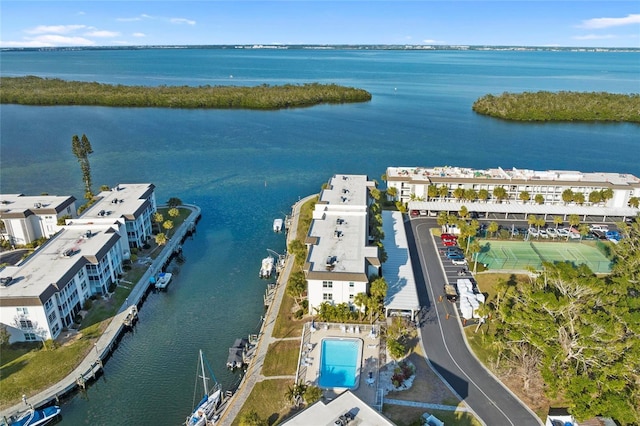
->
[185, 350, 222, 426]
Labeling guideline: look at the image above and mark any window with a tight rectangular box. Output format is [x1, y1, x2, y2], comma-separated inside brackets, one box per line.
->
[349, 282, 355, 288]
[322, 281, 333, 289]
[24, 333, 37, 341]
[16, 307, 29, 315]
[349, 294, 354, 300]
[48, 311, 57, 322]
[45, 299, 53, 311]
[52, 324, 60, 336]
[323, 293, 333, 301]
[19, 319, 33, 329]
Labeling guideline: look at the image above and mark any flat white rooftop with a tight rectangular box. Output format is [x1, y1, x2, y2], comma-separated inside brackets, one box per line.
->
[307, 175, 376, 279]
[0, 227, 119, 301]
[387, 166, 640, 187]
[382, 211, 420, 317]
[281, 390, 395, 425]
[0, 194, 76, 218]
[82, 183, 154, 220]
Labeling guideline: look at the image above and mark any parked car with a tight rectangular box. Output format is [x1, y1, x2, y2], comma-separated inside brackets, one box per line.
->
[606, 230, 621, 242]
[590, 224, 609, 232]
[539, 229, 548, 238]
[591, 230, 608, 240]
[528, 227, 539, 237]
[440, 233, 458, 241]
[546, 228, 558, 238]
[557, 228, 570, 237]
[442, 239, 458, 247]
[445, 247, 463, 255]
[452, 258, 468, 266]
[446, 252, 465, 260]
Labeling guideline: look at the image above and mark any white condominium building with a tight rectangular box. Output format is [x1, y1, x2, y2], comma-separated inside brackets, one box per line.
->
[82, 184, 157, 248]
[0, 194, 78, 245]
[386, 166, 640, 219]
[304, 174, 380, 315]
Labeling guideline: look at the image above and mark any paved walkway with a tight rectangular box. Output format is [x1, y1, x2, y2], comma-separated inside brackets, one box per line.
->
[0, 205, 201, 421]
[217, 195, 316, 426]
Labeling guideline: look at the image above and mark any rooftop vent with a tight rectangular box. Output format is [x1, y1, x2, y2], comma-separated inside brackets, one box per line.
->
[334, 229, 343, 238]
[325, 256, 337, 269]
[98, 210, 106, 216]
[336, 218, 345, 225]
[62, 248, 79, 257]
[85, 230, 92, 238]
[33, 203, 42, 208]
[0, 276, 13, 287]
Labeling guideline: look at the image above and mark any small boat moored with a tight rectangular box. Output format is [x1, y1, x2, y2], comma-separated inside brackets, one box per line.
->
[155, 272, 173, 290]
[9, 405, 61, 426]
[259, 256, 274, 279]
[273, 218, 283, 233]
[186, 350, 222, 426]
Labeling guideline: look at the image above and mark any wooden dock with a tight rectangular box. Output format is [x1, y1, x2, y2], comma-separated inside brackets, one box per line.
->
[263, 282, 277, 308]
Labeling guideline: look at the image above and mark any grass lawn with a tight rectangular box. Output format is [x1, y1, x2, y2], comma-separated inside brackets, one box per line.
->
[271, 293, 304, 339]
[262, 340, 300, 377]
[231, 379, 293, 426]
[0, 323, 103, 408]
[383, 404, 482, 426]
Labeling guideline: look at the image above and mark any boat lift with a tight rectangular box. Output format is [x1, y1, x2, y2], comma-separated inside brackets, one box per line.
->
[266, 249, 286, 272]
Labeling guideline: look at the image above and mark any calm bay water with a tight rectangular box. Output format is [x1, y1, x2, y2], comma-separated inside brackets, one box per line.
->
[1, 48, 639, 425]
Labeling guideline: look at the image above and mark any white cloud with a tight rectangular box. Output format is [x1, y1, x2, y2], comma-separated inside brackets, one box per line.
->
[578, 14, 640, 29]
[170, 18, 196, 25]
[132, 32, 146, 37]
[25, 24, 87, 35]
[573, 34, 616, 41]
[84, 30, 120, 38]
[2, 34, 96, 47]
[117, 17, 142, 22]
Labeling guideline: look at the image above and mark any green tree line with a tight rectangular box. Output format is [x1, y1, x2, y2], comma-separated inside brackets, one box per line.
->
[482, 217, 640, 423]
[0, 76, 372, 110]
[472, 91, 640, 123]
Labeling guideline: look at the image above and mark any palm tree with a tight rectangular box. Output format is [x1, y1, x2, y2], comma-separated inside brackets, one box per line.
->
[71, 134, 94, 199]
[478, 189, 490, 203]
[386, 186, 397, 201]
[601, 188, 614, 204]
[453, 187, 465, 200]
[588, 190, 602, 205]
[573, 192, 585, 205]
[437, 211, 449, 228]
[155, 233, 168, 246]
[519, 191, 530, 204]
[427, 184, 438, 201]
[459, 205, 469, 219]
[438, 185, 449, 199]
[488, 221, 499, 239]
[168, 207, 180, 218]
[629, 197, 640, 208]
[162, 220, 174, 233]
[493, 186, 508, 203]
[568, 214, 580, 230]
[562, 189, 574, 204]
[553, 215, 564, 230]
[527, 214, 538, 230]
[534, 194, 545, 205]
[353, 292, 368, 321]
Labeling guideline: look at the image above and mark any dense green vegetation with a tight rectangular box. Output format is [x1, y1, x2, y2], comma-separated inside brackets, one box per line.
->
[472, 91, 640, 123]
[477, 218, 640, 424]
[0, 76, 372, 109]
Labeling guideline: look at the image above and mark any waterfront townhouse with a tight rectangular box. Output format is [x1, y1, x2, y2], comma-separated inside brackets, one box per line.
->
[386, 166, 640, 220]
[0, 194, 77, 246]
[0, 226, 123, 343]
[304, 175, 380, 315]
[82, 184, 157, 249]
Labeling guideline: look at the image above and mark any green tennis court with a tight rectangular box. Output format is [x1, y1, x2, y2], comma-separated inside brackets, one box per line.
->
[476, 240, 612, 273]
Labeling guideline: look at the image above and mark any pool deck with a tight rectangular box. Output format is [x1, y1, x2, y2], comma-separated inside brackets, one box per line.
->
[296, 322, 383, 408]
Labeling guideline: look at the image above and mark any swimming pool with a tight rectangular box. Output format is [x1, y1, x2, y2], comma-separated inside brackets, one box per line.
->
[318, 338, 362, 389]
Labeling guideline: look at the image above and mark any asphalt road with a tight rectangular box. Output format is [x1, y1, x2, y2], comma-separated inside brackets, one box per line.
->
[407, 217, 542, 426]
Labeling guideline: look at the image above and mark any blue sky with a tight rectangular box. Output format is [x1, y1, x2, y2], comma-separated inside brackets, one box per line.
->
[1, 1, 638, 48]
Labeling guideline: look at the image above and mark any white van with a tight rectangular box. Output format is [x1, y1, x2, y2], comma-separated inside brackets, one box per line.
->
[589, 224, 609, 232]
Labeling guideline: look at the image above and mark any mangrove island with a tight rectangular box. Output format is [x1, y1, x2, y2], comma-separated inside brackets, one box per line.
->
[0, 76, 372, 110]
[472, 91, 640, 123]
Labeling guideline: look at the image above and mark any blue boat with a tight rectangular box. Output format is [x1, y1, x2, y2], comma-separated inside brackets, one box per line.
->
[10, 406, 60, 426]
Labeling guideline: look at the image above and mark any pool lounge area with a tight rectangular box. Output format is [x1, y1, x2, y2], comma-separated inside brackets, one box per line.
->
[296, 322, 383, 408]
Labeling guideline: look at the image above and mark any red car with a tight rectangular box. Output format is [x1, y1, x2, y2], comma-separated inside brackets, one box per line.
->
[442, 239, 458, 247]
[440, 233, 458, 241]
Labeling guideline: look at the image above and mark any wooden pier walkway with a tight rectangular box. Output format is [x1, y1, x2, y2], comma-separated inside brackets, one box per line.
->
[0, 204, 202, 421]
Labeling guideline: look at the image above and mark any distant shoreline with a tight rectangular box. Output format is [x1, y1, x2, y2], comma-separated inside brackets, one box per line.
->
[0, 76, 372, 110]
[2, 45, 639, 53]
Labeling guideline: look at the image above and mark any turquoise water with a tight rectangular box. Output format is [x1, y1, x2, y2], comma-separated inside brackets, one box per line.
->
[319, 339, 361, 389]
[0, 48, 638, 424]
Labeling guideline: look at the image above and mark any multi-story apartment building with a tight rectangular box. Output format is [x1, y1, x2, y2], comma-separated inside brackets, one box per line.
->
[386, 166, 640, 220]
[0, 194, 77, 245]
[0, 227, 123, 343]
[0, 183, 156, 343]
[82, 184, 157, 248]
[304, 175, 380, 314]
